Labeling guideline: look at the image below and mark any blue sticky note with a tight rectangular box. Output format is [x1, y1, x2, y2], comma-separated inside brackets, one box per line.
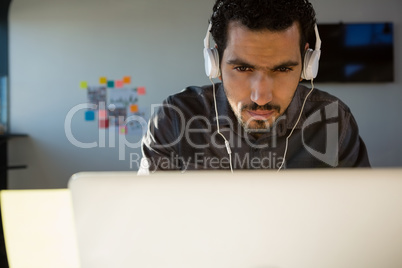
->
[85, 110, 95, 121]
[107, 80, 115, 88]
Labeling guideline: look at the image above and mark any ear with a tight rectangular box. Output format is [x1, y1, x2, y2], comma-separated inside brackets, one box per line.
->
[215, 44, 222, 81]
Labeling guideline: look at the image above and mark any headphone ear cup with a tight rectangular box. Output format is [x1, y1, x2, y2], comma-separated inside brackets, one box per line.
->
[203, 47, 220, 78]
[302, 48, 321, 80]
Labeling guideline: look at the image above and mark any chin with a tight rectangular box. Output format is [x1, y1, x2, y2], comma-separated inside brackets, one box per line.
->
[241, 113, 276, 128]
[241, 118, 273, 132]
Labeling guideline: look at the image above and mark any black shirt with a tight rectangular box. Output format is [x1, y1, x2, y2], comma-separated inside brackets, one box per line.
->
[140, 83, 370, 172]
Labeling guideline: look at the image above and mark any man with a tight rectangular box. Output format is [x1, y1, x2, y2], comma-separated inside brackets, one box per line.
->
[139, 0, 370, 173]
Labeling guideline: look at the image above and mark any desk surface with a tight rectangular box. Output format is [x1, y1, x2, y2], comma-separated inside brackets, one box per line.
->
[1, 189, 80, 268]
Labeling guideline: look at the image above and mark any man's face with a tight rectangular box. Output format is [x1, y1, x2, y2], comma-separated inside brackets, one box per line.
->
[220, 21, 305, 135]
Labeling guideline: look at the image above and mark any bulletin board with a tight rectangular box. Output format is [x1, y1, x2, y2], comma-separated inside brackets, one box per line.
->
[80, 76, 148, 135]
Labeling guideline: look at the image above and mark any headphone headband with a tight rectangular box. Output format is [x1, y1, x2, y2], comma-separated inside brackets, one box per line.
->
[314, 24, 321, 50]
[204, 22, 212, 49]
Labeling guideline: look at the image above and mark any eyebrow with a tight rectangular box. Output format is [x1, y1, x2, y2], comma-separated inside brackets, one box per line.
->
[226, 58, 299, 70]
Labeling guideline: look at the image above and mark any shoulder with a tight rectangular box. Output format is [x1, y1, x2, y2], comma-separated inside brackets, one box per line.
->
[166, 84, 215, 105]
[299, 84, 351, 115]
[162, 84, 217, 118]
[298, 84, 357, 144]
[297, 85, 370, 167]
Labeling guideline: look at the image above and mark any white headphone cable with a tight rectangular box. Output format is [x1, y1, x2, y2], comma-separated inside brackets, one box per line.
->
[277, 79, 315, 171]
[210, 78, 234, 173]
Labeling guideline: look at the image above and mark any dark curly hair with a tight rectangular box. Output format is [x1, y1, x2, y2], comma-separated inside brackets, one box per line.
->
[210, 0, 316, 64]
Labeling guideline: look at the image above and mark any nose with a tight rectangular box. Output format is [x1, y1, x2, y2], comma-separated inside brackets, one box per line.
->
[250, 73, 273, 106]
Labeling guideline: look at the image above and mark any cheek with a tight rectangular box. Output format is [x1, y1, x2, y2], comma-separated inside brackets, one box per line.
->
[272, 79, 300, 113]
[222, 68, 246, 85]
[221, 70, 251, 100]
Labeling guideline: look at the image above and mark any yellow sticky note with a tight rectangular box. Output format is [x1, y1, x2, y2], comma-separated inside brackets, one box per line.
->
[80, 81, 88, 89]
[99, 77, 107, 84]
[123, 76, 131, 84]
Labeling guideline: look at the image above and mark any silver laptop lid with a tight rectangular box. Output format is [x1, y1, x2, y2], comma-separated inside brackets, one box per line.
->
[68, 169, 402, 268]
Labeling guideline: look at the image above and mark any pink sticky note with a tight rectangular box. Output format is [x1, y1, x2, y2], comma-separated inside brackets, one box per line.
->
[98, 109, 107, 119]
[115, 80, 124, 88]
[137, 86, 146, 95]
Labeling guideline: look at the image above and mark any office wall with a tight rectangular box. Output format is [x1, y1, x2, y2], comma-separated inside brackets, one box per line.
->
[310, 0, 402, 168]
[8, 0, 402, 188]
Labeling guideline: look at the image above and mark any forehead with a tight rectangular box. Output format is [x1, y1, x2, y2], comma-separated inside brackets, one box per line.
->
[223, 21, 302, 66]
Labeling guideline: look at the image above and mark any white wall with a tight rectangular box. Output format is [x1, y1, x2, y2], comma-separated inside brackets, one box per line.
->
[8, 0, 402, 189]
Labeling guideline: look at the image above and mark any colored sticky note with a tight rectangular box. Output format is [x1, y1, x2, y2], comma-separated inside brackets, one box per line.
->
[118, 117, 125, 125]
[85, 110, 95, 121]
[80, 81, 88, 89]
[98, 109, 107, 119]
[99, 77, 107, 84]
[123, 76, 131, 84]
[107, 80, 114, 88]
[130, 104, 139, 113]
[115, 80, 124, 88]
[99, 119, 109, 129]
[119, 126, 127, 135]
[137, 86, 146, 95]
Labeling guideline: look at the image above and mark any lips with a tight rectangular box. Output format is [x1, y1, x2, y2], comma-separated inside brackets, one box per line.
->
[247, 110, 275, 120]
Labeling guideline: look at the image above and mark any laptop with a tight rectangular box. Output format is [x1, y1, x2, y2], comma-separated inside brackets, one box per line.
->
[68, 169, 402, 268]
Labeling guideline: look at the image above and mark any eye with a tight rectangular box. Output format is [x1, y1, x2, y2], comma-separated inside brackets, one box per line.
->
[276, 67, 292, 73]
[234, 66, 253, 72]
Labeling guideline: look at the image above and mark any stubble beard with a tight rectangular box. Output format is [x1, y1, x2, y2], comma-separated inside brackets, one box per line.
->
[224, 92, 281, 135]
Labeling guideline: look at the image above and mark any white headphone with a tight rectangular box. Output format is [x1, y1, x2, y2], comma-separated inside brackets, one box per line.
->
[203, 22, 221, 79]
[203, 22, 321, 81]
[301, 24, 321, 80]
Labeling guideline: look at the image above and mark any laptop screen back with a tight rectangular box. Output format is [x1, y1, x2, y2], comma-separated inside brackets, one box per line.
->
[68, 169, 402, 268]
